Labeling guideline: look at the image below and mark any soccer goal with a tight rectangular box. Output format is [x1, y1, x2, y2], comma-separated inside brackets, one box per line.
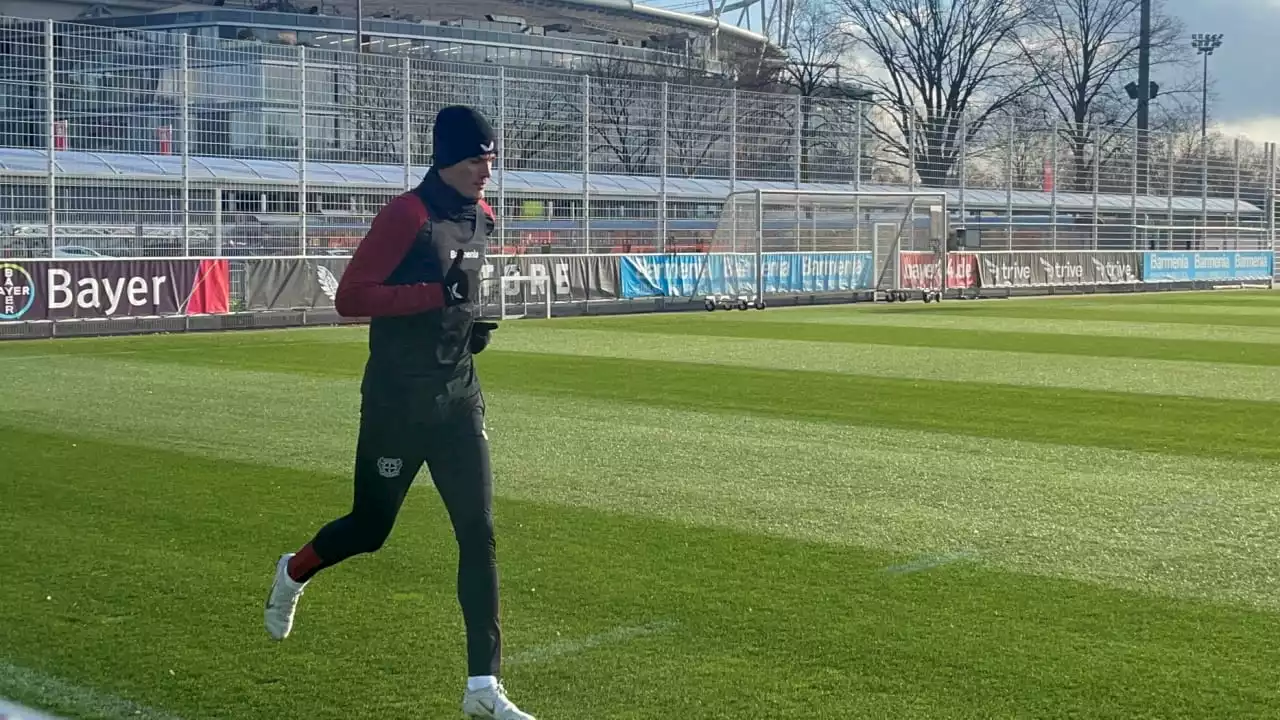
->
[478, 273, 552, 320]
[691, 189, 951, 308]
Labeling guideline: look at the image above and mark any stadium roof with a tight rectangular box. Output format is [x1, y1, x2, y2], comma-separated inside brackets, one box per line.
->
[142, 0, 771, 54]
[37, 0, 774, 59]
[326, 0, 770, 49]
[0, 148, 1261, 215]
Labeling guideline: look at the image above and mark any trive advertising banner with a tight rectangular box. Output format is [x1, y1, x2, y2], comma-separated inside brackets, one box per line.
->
[898, 252, 978, 290]
[975, 251, 1142, 288]
[1142, 251, 1273, 282]
[0, 259, 229, 322]
[242, 254, 622, 312]
[619, 252, 874, 299]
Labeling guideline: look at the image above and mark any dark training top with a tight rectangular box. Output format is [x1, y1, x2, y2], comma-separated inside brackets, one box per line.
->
[335, 169, 494, 401]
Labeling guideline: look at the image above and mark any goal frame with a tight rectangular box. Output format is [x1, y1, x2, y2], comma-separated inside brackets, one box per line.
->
[714, 189, 951, 299]
[479, 274, 552, 320]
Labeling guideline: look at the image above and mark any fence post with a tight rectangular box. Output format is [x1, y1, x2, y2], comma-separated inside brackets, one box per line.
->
[1005, 115, 1013, 249]
[582, 75, 591, 254]
[298, 46, 308, 255]
[755, 188, 764, 298]
[1268, 143, 1277, 259]
[1167, 131, 1175, 242]
[729, 89, 738, 192]
[660, 82, 668, 253]
[1233, 137, 1241, 248]
[854, 102, 862, 250]
[908, 114, 916, 191]
[1051, 121, 1059, 250]
[854, 102, 862, 190]
[402, 56, 412, 191]
[793, 94, 802, 187]
[958, 113, 966, 227]
[497, 66, 506, 255]
[1131, 124, 1139, 250]
[730, 89, 737, 252]
[793, 94, 801, 250]
[1201, 135, 1210, 241]
[1092, 123, 1100, 249]
[180, 33, 191, 258]
[215, 187, 223, 256]
[45, 19, 56, 258]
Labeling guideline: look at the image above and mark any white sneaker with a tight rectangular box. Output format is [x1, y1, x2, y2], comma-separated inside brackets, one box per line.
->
[264, 552, 307, 641]
[461, 681, 536, 719]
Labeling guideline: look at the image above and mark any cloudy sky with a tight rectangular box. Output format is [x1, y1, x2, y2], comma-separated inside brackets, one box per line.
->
[671, 0, 1280, 144]
[1167, 0, 1280, 142]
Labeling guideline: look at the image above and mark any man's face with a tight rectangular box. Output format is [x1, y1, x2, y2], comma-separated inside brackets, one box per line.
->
[439, 154, 495, 200]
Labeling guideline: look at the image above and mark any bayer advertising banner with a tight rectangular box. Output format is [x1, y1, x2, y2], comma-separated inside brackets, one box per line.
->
[1142, 251, 1273, 282]
[620, 252, 875, 298]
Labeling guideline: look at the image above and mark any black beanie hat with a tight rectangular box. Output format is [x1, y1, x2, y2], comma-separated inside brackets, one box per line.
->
[432, 105, 497, 169]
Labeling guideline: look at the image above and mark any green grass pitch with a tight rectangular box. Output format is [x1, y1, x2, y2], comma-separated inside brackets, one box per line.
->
[2, 291, 1279, 719]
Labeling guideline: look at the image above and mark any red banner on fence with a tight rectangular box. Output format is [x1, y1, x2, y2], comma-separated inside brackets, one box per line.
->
[187, 259, 230, 315]
[898, 252, 977, 289]
[948, 252, 978, 289]
[0, 259, 228, 321]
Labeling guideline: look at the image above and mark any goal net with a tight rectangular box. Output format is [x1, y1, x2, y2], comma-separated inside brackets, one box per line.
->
[478, 274, 552, 320]
[690, 190, 950, 306]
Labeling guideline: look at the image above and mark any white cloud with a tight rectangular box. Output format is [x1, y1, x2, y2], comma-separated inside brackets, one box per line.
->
[1215, 116, 1280, 146]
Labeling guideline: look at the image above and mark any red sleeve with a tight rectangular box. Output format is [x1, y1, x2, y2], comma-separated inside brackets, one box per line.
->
[334, 194, 445, 318]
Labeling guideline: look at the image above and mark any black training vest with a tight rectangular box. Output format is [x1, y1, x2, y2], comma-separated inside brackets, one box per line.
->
[362, 178, 492, 402]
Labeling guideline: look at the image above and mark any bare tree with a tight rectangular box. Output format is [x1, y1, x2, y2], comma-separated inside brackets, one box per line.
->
[835, 0, 1038, 187]
[779, 0, 851, 96]
[664, 80, 734, 179]
[774, 0, 871, 182]
[343, 52, 408, 165]
[501, 71, 584, 174]
[580, 57, 742, 179]
[577, 58, 659, 175]
[1016, 0, 1194, 191]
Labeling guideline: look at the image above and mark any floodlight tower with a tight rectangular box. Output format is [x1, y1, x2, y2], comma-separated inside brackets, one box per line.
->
[1191, 33, 1224, 138]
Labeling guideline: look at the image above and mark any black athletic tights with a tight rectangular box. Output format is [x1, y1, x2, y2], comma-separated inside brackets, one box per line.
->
[307, 387, 500, 677]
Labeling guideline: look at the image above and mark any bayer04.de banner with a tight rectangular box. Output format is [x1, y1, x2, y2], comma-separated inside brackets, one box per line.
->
[1142, 251, 1273, 282]
[619, 252, 874, 298]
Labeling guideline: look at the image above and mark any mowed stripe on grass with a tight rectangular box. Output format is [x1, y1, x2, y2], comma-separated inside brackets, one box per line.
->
[858, 299, 1280, 328]
[757, 307, 1280, 344]
[6, 336, 1280, 463]
[1, 426, 1278, 720]
[559, 314, 1280, 366]
[1, 291, 1279, 718]
[3, 354, 1278, 609]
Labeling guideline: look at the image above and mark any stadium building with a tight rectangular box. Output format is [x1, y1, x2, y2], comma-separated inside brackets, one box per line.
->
[3, 0, 774, 74]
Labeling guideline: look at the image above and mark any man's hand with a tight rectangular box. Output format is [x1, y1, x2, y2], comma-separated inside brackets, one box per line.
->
[470, 320, 499, 354]
[444, 251, 470, 306]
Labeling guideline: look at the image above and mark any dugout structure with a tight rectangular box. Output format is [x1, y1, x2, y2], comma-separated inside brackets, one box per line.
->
[696, 189, 950, 303]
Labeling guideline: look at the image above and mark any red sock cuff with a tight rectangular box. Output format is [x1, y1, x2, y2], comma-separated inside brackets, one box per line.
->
[287, 543, 323, 582]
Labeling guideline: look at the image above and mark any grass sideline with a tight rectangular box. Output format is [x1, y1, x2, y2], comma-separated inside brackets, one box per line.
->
[2, 291, 1279, 719]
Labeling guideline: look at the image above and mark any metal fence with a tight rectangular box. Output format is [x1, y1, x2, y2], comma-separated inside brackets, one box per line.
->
[0, 15, 1274, 259]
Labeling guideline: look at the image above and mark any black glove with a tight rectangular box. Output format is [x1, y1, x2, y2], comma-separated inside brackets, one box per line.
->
[470, 320, 498, 354]
[443, 251, 470, 307]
